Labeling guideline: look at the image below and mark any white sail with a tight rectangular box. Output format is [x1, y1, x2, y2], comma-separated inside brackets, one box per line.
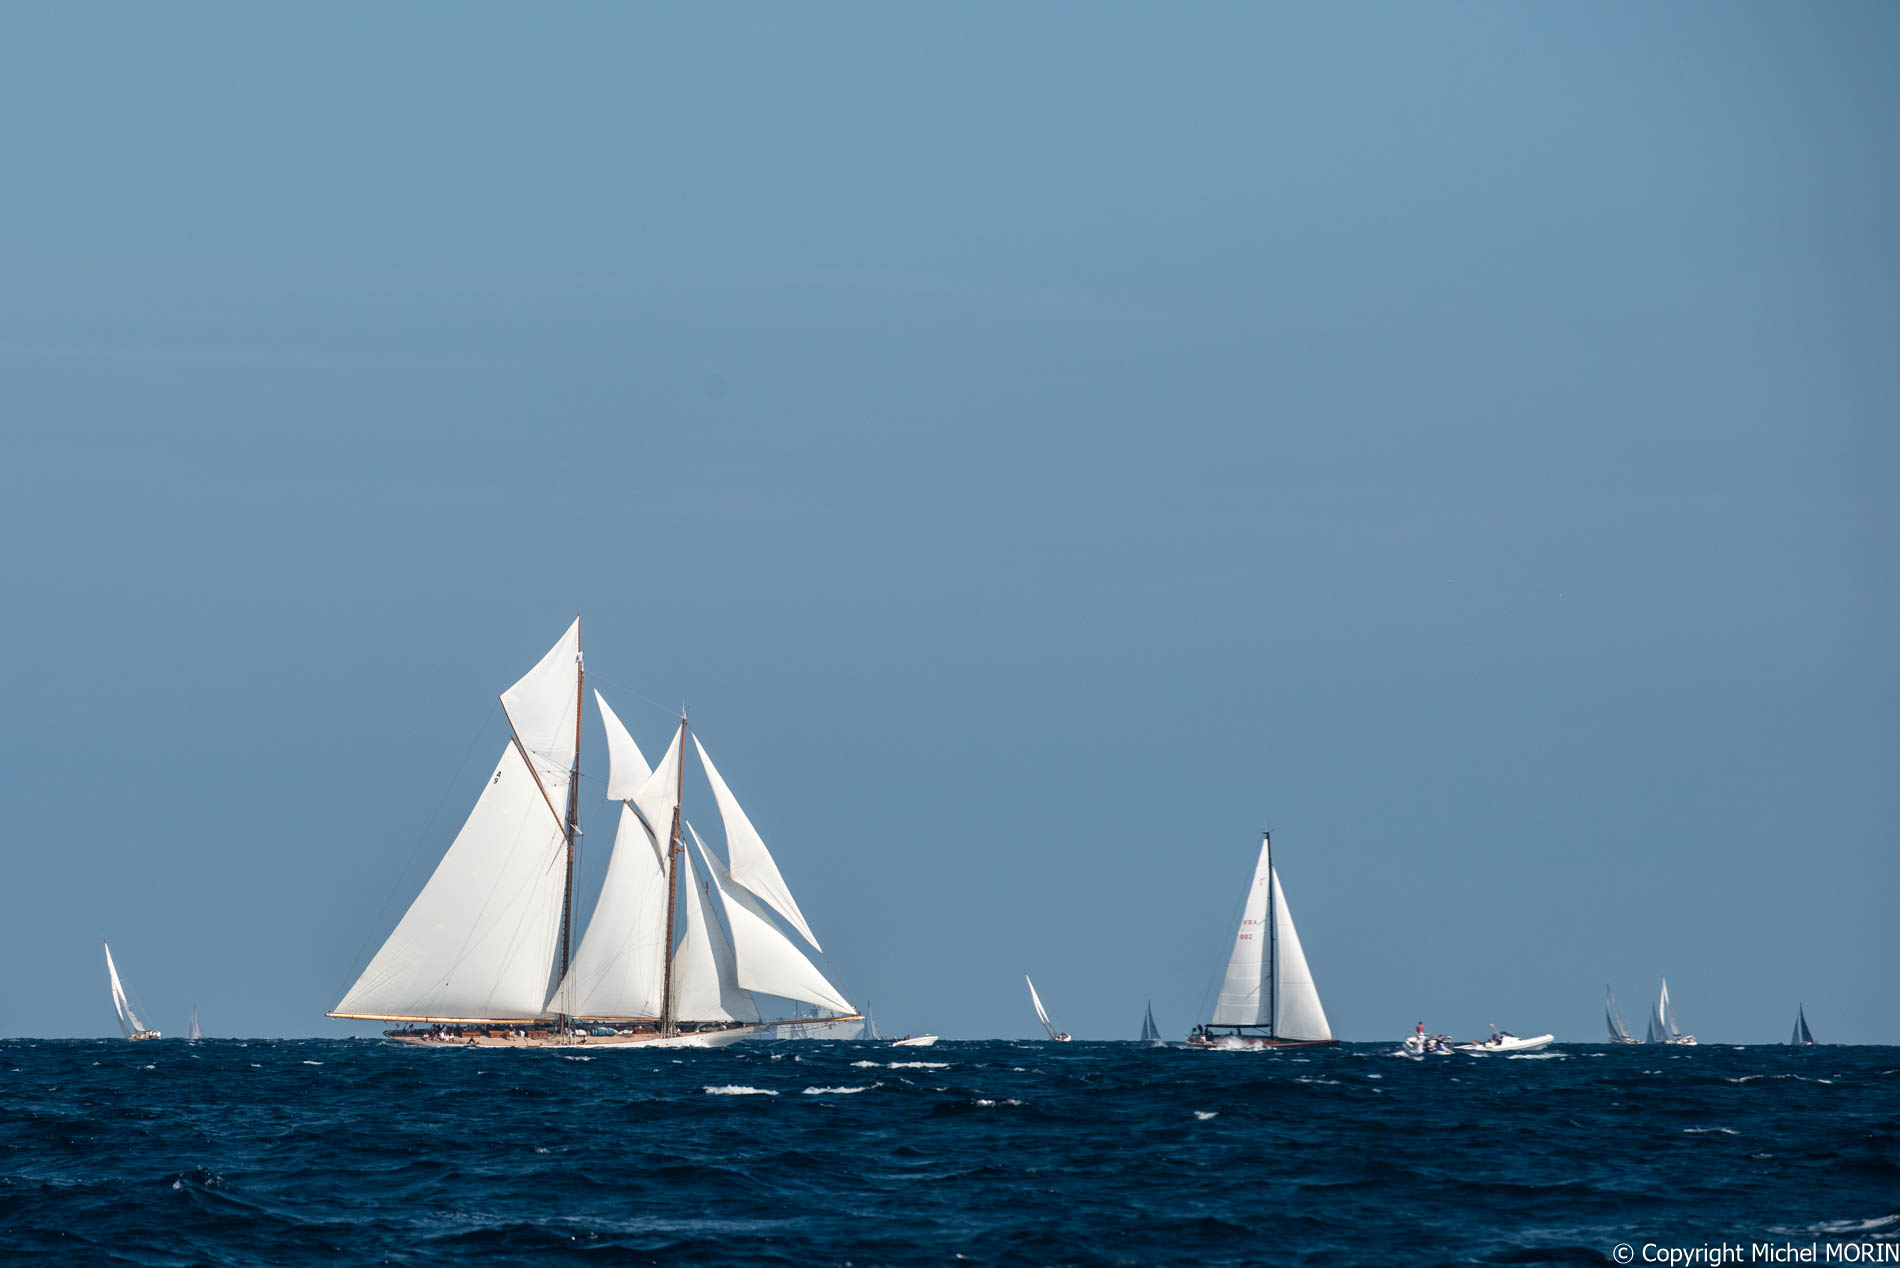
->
[552, 803, 668, 1019]
[499, 619, 582, 773]
[596, 690, 652, 802]
[693, 735, 821, 950]
[187, 1009, 202, 1041]
[1660, 979, 1680, 1040]
[1606, 986, 1632, 1042]
[669, 843, 759, 1023]
[1210, 838, 1273, 1026]
[1026, 975, 1055, 1036]
[104, 942, 143, 1038]
[630, 726, 684, 860]
[1269, 868, 1331, 1040]
[692, 826, 854, 1015]
[332, 744, 570, 1021]
[1140, 1001, 1162, 1044]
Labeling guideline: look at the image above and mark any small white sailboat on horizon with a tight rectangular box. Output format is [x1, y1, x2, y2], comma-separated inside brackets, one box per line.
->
[1647, 977, 1697, 1046]
[328, 620, 861, 1049]
[1605, 986, 1640, 1044]
[186, 1008, 202, 1042]
[1790, 1005, 1815, 1047]
[1188, 831, 1336, 1049]
[1139, 1000, 1163, 1046]
[1026, 975, 1071, 1042]
[104, 942, 161, 1042]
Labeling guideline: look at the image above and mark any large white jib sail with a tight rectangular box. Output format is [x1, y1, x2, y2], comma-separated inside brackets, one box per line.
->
[1209, 833, 1331, 1041]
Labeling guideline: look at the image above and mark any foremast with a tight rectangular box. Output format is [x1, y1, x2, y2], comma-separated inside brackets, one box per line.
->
[1265, 829, 1276, 1040]
[556, 630, 585, 1034]
[658, 711, 688, 1037]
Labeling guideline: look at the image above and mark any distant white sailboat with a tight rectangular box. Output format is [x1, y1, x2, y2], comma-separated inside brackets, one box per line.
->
[1139, 1000, 1163, 1046]
[1605, 986, 1639, 1044]
[104, 942, 161, 1041]
[1648, 978, 1697, 1046]
[1188, 831, 1336, 1049]
[1790, 1005, 1814, 1047]
[328, 621, 859, 1048]
[186, 1009, 202, 1042]
[1026, 975, 1071, 1042]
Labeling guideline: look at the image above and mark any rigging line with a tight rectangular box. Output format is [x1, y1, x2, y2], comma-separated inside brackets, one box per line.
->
[587, 672, 679, 724]
[334, 702, 500, 1006]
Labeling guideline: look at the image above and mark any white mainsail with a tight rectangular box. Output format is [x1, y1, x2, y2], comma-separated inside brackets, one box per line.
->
[551, 803, 669, 1019]
[1208, 836, 1331, 1040]
[693, 735, 821, 950]
[104, 942, 148, 1038]
[669, 844, 759, 1023]
[333, 745, 571, 1020]
[596, 690, 652, 802]
[692, 825, 854, 1015]
[1026, 975, 1056, 1037]
[187, 1009, 202, 1041]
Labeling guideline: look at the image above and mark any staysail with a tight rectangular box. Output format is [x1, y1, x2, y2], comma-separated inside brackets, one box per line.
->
[692, 825, 854, 1015]
[552, 802, 669, 1019]
[595, 690, 652, 802]
[694, 736, 821, 950]
[669, 843, 759, 1023]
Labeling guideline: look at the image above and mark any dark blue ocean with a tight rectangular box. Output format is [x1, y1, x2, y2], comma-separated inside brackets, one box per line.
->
[3, 1040, 1895, 1266]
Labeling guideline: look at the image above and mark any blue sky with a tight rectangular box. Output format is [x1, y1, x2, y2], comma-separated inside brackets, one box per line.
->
[3, 3, 1893, 1042]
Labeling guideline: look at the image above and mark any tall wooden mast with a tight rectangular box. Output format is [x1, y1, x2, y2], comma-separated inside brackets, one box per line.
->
[657, 711, 687, 1037]
[557, 629, 585, 1027]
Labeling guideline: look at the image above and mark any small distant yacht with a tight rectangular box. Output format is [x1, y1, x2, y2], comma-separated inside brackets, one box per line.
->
[1646, 978, 1697, 1045]
[1605, 986, 1640, 1044]
[1139, 1000, 1163, 1046]
[1026, 975, 1071, 1042]
[104, 942, 161, 1042]
[1454, 1029, 1554, 1054]
[1187, 831, 1336, 1049]
[186, 1009, 203, 1042]
[1790, 1005, 1815, 1047]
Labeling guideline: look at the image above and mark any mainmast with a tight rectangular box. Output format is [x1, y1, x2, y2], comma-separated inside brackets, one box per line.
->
[1265, 830, 1276, 1039]
[557, 630, 585, 1028]
[657, 711, 688, 1037]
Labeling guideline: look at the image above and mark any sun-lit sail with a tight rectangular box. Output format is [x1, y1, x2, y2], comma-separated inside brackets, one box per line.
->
[1194, 832, 1334, 1047]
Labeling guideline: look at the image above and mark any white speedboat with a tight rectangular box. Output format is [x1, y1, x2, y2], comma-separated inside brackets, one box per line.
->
[892, 1034, 939, 1047]
[1454, 1031, 1553, 1054]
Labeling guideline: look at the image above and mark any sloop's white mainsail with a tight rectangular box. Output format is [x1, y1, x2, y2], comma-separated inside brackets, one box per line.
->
[104, 941, 155, 1039]
[1207, 834, 1331, 1041]
[331, 621, 582, 1023]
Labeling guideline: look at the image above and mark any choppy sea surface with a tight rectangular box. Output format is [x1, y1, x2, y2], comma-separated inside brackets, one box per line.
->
[3, 1039, 1896, 1266]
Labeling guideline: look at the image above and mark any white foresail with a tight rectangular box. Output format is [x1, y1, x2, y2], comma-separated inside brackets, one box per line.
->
[499, 620, 582, 773]
[104, 942, 140, 1038]
[1027, 975, 1053, 1030]
[1210, 839, 1272, 1026]
[552, 803, 668, 1019]
[630, 727, 684, 860]
[691, 826, 855, 1015]
[1269, 868, 1331, 1041]
[596, 690, 652, 802]
[670, 844, 759, 1023]
[1660, 979, 1678, 1040]
[693, 735, 821, 950]
[332, 745, 570, 1020]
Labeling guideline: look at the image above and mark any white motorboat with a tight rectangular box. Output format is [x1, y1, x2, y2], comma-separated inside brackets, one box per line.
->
[891, 1035, 939, 1047]
[1397, 1032, 1454, 1057]
[1454, 1031, 1553, 1054]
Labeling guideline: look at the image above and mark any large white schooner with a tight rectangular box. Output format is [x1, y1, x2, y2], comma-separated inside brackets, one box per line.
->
[328, 620, 859, 1048]
[1188, 831, 1336, 1049]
